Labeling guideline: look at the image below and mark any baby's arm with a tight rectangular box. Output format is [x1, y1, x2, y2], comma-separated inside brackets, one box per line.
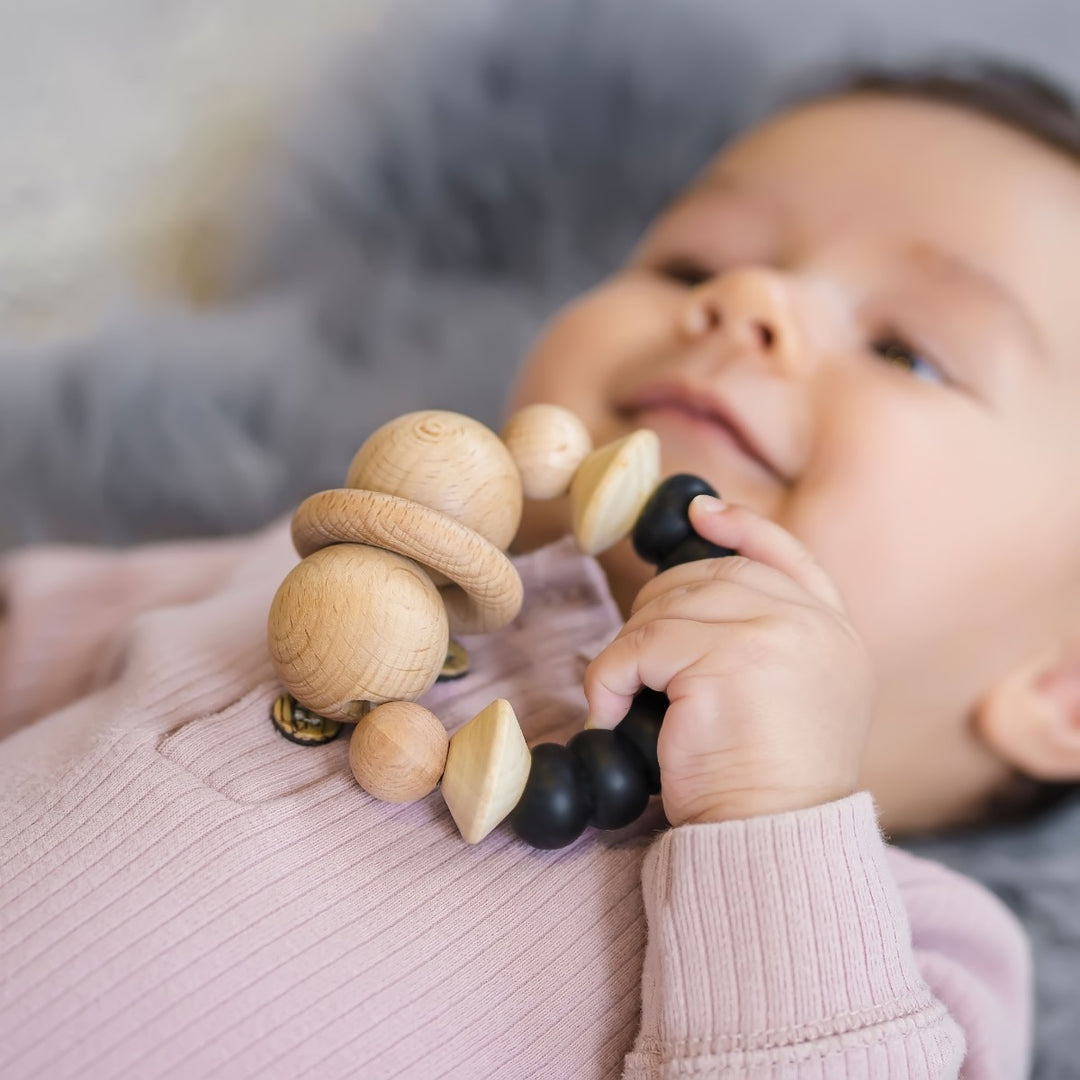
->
[583, 497, 1031, 1077]
[621, 795, 1030, 1078]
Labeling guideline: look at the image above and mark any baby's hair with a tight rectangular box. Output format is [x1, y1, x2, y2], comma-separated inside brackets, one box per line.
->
[794, 56, 1080, 827]
[840, 59, 1080, 161]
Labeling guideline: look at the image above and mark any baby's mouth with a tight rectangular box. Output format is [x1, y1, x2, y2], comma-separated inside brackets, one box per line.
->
[617, 382, 784, 482]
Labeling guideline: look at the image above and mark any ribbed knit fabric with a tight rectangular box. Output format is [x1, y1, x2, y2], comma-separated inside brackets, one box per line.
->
[0, 522, 1031, 1078]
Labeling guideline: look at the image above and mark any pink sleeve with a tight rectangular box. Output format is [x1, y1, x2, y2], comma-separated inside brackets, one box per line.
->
[623, 793, 1031, 1079]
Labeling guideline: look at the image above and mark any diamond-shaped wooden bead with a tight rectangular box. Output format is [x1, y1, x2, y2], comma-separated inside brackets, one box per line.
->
[570, 429, 661, 555]
[441, 699, 531, 844]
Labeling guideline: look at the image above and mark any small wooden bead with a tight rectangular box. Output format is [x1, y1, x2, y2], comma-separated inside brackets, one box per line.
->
[346, 410, 523, 551]
[632, 474, 718, 566]
[567, 728, 651, 829]
[267, 545, 448, 719]
[349, 701, 449, 803]
[614, 689, 667, 795]
[441, 699, 531, 844]
[509, 743, 593, 850]
[569, 429, 661, 555]
[500, 404, 593, 500]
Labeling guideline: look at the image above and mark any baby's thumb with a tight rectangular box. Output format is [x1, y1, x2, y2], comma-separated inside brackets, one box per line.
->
[688, 495, 847, 612]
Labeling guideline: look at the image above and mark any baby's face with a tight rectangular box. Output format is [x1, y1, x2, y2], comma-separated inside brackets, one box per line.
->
[508, 94, 1080, 832]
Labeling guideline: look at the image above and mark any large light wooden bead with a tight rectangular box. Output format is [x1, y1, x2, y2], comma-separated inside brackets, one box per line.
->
[441, 698, 531, 844]
[349, 701, 449, 803]
[290, 488, 524, 636]
[570, 429, 661, 555]
[346, 410, 523, 551]
[500, 404, 593, 500]
[267, 545, 448, 720]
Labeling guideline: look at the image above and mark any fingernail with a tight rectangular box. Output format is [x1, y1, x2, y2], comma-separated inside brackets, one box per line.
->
[690, 493, 725, 513]
[583, 714, 598, 730]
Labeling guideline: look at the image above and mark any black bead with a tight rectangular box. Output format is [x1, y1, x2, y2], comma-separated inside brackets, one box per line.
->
[614, 689, 667, 795]
[632, 474, 717, 565]
[509, 743, 593, 850]
[656, 534, 738, 573]
[567, 729, 652, 829]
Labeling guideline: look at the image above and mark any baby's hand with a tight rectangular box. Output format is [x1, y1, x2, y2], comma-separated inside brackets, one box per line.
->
[583, 496, 875, 827]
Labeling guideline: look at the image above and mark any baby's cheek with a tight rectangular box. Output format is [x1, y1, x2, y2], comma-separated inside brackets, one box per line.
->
[776, 484, 927, 679]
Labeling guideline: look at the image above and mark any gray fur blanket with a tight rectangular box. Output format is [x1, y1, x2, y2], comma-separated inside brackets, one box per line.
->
[1, 1, 1077, 1073]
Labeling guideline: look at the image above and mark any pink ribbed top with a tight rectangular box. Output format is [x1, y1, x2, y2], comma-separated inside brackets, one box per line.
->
[0, 521, 1031, 1078]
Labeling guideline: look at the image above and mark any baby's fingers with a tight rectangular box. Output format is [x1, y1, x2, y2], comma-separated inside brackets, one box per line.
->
[583, 617, 741, 730]
[686, 496, 846, 613]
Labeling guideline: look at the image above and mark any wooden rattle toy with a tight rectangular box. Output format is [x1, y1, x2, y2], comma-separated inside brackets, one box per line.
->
[267, 404, 735, 850]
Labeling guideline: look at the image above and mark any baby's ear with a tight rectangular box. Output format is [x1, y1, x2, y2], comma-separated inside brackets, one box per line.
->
[974, 642, 1080, 781]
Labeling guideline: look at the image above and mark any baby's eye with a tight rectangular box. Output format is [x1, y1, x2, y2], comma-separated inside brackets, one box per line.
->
[655, 258, 713, 288]
[871, 335, 946, 385]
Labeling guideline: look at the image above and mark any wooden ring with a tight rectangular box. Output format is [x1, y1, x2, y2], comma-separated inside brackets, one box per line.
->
[291, 488, 524, 635]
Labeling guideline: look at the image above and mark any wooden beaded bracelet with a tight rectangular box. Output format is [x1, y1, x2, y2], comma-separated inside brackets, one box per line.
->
[266, 406, 733, 849]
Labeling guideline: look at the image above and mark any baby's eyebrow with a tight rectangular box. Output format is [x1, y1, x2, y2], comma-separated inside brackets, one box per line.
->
[906, 242, 1048, 364]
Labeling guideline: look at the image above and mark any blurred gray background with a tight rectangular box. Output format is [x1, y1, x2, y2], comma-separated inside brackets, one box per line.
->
[2, 0, 1080, 340]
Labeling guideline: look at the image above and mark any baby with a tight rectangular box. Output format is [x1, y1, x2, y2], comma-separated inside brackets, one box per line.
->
[0, 60, 1071, 1079]
[512, 65, 1080, 840]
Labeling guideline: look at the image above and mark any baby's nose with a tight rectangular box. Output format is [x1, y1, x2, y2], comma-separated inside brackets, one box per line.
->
[680, 267, 805, 377]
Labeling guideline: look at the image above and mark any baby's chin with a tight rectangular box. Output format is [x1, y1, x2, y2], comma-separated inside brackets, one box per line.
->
[510, 496, 573, 556]
[595, 539, 653, 618]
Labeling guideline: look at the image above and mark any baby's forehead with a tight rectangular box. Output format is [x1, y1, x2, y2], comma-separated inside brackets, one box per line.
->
[701, 94, 1080, 215]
